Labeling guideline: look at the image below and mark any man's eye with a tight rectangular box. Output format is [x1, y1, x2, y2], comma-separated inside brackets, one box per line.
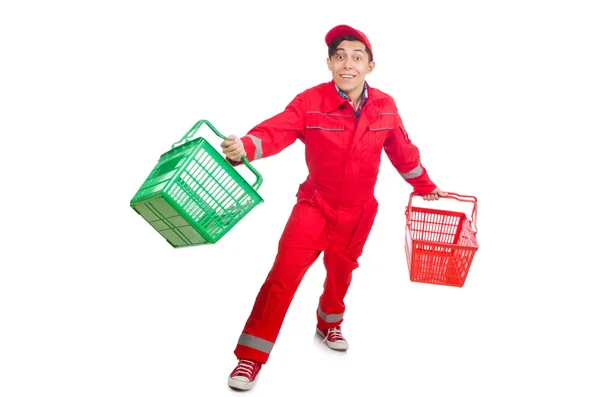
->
[337, 55, 344, 60]
[354, 57, 362, 61]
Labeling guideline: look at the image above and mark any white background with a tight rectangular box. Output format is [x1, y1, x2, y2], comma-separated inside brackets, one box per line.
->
[1, 0, 599, 396]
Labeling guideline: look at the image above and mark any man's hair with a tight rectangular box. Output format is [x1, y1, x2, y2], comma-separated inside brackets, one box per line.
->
[328, 35, 373, 62]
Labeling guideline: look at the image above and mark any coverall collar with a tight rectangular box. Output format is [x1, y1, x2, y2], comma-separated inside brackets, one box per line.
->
[323, 80, 368, 113]
[335, 82, 368, 117]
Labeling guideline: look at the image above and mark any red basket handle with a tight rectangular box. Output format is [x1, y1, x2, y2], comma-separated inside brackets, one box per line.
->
[406, 192, 478, 234]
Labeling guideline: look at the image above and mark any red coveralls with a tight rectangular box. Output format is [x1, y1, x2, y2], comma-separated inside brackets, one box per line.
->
[233, 81, 436, 364]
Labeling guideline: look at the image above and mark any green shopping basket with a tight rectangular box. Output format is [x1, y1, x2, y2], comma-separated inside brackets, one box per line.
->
[130, 119, 264, 247]
[405, 192, 479, 287]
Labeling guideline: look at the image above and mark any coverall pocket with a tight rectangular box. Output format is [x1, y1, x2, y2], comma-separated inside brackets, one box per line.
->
[296, 183, 317, 205]
[280, 198, 327, 248]
[367, 115, 394, 154]
[305, 112, 346, 131]
[348, 199, 379, 256]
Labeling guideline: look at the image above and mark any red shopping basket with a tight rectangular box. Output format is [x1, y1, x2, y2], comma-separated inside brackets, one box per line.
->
[405, 192, 479, 287]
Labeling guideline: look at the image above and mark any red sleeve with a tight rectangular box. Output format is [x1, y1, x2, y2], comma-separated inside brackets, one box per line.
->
[231, 94, 305, 165]
[383, 102, 437, 195]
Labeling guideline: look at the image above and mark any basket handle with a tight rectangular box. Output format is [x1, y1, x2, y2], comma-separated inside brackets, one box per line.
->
[171, 119, 263, 191]
[406, 191, 478, 234]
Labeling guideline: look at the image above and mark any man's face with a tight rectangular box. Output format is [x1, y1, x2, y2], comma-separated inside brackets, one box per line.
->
[327, 40, 375, 97]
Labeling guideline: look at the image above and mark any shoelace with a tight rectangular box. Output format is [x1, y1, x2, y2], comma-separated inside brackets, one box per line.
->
[322, 327, 346, 343]
[233, 359, 256, 379]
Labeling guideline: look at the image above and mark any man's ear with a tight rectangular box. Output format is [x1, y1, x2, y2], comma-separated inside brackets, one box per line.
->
[367, 61, 376, 74]
[327, 57, 332, 71]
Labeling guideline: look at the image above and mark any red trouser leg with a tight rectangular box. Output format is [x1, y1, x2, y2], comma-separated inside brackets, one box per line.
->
[316, 248, 358, 329]
[316, 198, 379, 330]
[234, 200, 327, 364]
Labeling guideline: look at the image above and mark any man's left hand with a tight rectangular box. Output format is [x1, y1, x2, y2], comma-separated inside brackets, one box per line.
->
[422, 187, 446, 201]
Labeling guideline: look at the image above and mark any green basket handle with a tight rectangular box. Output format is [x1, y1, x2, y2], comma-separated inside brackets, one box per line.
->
[406, 191, 478, 234]
[172, 119, 263, 191]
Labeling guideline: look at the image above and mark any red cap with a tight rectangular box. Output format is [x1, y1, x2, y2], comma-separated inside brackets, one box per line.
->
[325, 24, 373, 60]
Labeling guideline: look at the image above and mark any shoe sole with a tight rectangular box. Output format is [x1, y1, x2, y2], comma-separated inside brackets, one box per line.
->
[228, 376, 256, 391]
[315, 328, 349, 351]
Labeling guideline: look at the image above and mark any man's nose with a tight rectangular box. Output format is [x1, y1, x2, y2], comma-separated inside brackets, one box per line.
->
[342, 58, 354, 69]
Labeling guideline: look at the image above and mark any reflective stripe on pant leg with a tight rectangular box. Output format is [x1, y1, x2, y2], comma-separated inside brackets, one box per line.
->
[237, 334, 274, 354]
[317, 305, 344, 323]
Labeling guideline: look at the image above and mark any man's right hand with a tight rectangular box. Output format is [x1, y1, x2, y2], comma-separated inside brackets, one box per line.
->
[221, 135, 246, 162]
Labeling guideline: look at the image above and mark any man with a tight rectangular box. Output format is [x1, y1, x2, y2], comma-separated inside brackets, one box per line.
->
[222, 24, 445, 391]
